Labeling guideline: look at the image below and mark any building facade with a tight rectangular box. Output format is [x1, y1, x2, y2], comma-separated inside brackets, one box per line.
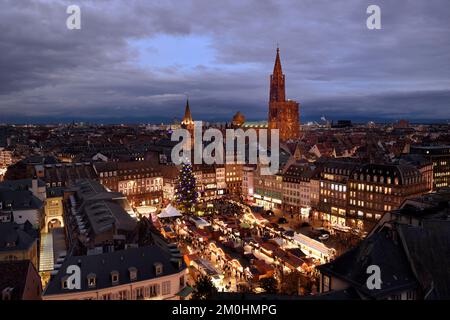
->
[317, 160, 357, 227]
[225, 163, 242, 195]
[0, 223, 39, 269]
[282, 163, 316, 216]
[42, 246, 188, 300]
[94, 161, 163, 207]
[242, 165, 256, 201]
[410, 145, 450, 190]
[347, 163, 431, 231]
[253, 165, 283, 212]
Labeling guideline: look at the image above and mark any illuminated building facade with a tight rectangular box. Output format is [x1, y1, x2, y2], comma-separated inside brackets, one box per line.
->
[94, 161, 163, 207]
[268, 48, 300, 142]
[410, 145, 450, 190]
[282, 163, 316, 215]
[347, 164, 431, 231]
[318, 160, 357, 227]
[253, 165, 283, 212]
[193, 164, 218, 201]
[242, 165, 256, 201]
[225, 163, 243, 195]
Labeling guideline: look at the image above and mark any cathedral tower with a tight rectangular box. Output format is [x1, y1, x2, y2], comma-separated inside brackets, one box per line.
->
[268, 48, 300, 142]
[181, 99, 194, 134]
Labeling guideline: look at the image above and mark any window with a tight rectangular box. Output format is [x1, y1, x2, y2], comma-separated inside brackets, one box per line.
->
[407, 291, 416, 300]
[179, 276, 185, 288]
[162, 281, 171, 295]
[129, 267, 137, 281]
[135, 287, 144, 300]
[101, 293, 112, 300]
[322, 275, 330, 292]
[154, 262, 163, 276]
[118, 290, 128, 300]
[61, 276, 68, 289]
[111, 271, 119, 285]
[149, 284, 159, 298]
[87, 273, 96, 288]
[390, 294, 402, 300]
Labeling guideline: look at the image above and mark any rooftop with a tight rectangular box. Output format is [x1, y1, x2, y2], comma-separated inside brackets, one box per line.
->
[43, 245, 186, 296]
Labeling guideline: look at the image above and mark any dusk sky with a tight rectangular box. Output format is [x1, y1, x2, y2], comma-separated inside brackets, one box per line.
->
[1, 0, 449, 124]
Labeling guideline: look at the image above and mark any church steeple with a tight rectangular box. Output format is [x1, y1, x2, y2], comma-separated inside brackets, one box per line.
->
[273, 47, 283, 77]
[181, 99, 193, 125]
[270, 47, 285, 102]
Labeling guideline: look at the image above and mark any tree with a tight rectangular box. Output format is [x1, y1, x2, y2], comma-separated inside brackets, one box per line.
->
[175, 162, 198, 214]
[280, 271, 300, 295]
[137, 217, 155, 246]
[259, 276, 278, 294]
[192, 275, 217, 300]
[299, 273, 314, 295]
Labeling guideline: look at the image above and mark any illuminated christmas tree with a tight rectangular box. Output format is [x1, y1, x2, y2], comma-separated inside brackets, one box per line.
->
[175, 162, 198, 214]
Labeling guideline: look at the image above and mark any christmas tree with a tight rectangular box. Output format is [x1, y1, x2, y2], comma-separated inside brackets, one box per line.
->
[175, 162, 198, 214]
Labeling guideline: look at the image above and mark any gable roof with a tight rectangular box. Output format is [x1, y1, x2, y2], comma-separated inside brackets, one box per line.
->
[398, 220, 450, 299]
[317, 227, 418, 299]
[0, 260, 37, 300]
[0, 222, 37, 253]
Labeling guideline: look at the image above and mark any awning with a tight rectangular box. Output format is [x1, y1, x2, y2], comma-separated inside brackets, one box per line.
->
[175, 286, 194, 298]
[158, 204, 182, 218]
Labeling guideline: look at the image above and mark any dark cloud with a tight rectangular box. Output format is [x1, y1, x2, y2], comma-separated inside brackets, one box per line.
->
[0, 0, 449, 123]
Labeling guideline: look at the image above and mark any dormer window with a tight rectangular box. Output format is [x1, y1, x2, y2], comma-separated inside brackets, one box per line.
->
[2, 287, 13, 301]
[61, 275, 69, 289]
[111, 271, 119, 285]
[129, 267, 137, 281]
[87, 273, 96, 288]
[154, 262, 163, 276]
[5, 241, 16, 248]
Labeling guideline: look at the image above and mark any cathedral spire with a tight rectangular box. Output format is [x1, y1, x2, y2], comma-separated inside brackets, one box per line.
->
[273, 46, 283, 76]
[270, 47, 285, 102]
[182, 99, 193, 124]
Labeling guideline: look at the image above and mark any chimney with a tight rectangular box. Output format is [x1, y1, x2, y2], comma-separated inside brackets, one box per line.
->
[31, 177, 39, 199]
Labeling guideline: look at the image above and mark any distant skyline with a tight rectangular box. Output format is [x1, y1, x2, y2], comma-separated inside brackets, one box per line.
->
[1, 0, 450, 123]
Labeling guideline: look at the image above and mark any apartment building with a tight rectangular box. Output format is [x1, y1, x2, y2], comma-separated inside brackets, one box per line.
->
[94, 161, 163, 207]
[42, 245, 188, 300]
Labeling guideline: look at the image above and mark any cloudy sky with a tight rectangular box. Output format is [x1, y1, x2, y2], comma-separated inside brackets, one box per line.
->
[0, 0, 449, 124]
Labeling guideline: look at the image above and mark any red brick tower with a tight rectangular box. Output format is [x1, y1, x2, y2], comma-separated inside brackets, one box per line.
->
[268, 47, 300, 142]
